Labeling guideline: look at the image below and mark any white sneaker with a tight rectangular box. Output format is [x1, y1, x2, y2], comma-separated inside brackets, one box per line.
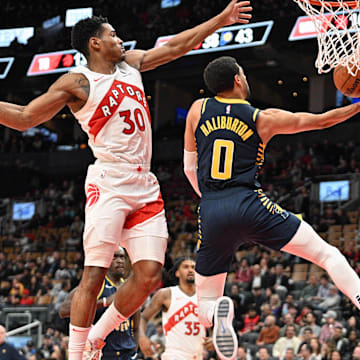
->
[213, 296, 238, 360]
[82, 338, 105, 360]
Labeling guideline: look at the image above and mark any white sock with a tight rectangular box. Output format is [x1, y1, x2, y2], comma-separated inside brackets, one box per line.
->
[195, 272, 227, 327]
[68, 324, 91, 360]
[283, 221, 360, 310]
[88, 303, 127, 341]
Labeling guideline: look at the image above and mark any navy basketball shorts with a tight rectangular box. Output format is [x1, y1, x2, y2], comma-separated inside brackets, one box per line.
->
[195, 186, 301, 276]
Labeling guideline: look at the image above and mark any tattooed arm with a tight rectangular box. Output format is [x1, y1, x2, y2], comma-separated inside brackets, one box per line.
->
[0, 72, 89, 131]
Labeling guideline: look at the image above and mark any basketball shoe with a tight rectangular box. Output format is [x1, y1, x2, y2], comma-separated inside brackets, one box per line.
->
[82, 338, 105, 360]
[213, 296, 238, 360]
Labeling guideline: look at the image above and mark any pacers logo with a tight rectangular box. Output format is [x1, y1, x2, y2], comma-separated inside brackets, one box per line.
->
[86, 184, 100, 207]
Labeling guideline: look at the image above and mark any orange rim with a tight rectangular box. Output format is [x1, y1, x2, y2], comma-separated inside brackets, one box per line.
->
[300, 0, 359, 7]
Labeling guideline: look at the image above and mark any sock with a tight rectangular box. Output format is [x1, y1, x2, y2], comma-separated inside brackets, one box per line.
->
[68, 324, 91, 360]
[195, 272, 227, 327]
[88, 303, 127, 341]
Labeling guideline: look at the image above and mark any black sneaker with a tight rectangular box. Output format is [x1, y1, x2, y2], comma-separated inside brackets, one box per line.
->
[213, 296, 238, 360]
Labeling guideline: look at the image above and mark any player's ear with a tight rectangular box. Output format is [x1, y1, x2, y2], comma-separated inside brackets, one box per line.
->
[89, 37, 101, 51]
[175, 269, 179, 279]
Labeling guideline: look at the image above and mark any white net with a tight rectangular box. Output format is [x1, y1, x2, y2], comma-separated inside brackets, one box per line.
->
[292, 0, 360, 75]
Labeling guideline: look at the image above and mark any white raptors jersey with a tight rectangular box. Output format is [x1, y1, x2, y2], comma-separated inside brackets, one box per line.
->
[162, 286, 206, 360]
[70, 62, 152, 163]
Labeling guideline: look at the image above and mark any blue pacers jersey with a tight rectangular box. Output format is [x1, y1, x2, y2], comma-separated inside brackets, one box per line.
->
[95, 277, 136, 353]
[195, 96, 263, 194]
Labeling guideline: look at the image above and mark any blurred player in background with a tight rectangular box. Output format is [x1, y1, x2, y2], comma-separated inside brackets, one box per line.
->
[138, 257, 213, 360]
[0, 2, 252, 359]
[59, 247, 140, 360]
[184, 56, 360, 360]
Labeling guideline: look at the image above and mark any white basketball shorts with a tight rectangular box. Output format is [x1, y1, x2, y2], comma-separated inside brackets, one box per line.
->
[83, 161, 168, 268]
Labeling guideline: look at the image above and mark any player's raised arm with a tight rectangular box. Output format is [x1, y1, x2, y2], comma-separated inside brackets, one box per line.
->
[0, 72, 88, 131]
[257, 102, 360, 145]
[126, 0, 252, 72]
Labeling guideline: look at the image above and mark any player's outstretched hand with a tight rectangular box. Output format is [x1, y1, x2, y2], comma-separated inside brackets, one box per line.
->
[220, 0, 252, 26]
[139, 336, 160, 357]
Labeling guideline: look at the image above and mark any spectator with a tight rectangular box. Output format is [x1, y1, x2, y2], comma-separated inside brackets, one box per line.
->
[235, 258, 253, 289]
[54, 259, 72, 280]
[319, 206, 336, 232]
[300, 275, 319, 304]
[298, 343, 317, 360]
[241, 305, 261, 335]
[334, 208, 350, 226]
[273, 325, 302, 359]
[248, 287, 267, 313]
[353, 346, 360, 360]
[318, 285, 341, 312]
[312, 275, 331, 304]
[19, 288, 34, 305]
[329, 350, 342, 360]
[309, 337, 322, 360]
[0, 324, 26, 359]
[269, 263, 291, 299]
[319, 311, 343, 344]
[284, 347, 298, 360]
[256, 315, 280, 349]
[237, 345, 251, 360]
[280, 314, 300, 337]
[328, 326, 349, 359]
[299, 313, 321, 338]
[257, 346, 274, 360]
[346, 329, 359, 355]
[299, 327, 313, 349]
[281, 294, 298, 318]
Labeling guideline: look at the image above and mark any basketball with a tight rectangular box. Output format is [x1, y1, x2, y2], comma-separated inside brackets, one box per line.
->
[333, 63, 360, 97]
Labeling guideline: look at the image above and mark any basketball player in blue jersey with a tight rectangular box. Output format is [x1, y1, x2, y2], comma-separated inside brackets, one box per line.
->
[59, 248, 140, 360]
[183, 56, 360, 360]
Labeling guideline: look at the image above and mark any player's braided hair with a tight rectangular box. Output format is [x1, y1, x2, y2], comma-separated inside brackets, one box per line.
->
[203, 56, 240, 94]
[71, 15, 108, 58]
[168, 256, 194, 285]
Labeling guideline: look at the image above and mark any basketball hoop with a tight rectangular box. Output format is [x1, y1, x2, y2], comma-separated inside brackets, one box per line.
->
[293, 0, 360, 75]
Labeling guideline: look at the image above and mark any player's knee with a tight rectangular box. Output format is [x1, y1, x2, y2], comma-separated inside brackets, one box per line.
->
[133, 261, 162, 293]
[79, 267, 107, 296]
[321, 245, 345, 269]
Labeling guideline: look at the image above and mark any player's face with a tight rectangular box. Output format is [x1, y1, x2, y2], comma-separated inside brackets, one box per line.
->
[97, 23, 125, 62]
[237, 65, 250, 98]
[108, 249, 126, 277]
[177, 260, 195, 284]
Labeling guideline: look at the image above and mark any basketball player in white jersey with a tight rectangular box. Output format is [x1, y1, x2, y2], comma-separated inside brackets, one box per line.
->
[0, 3, 252, 360]
[138, 258, 213, 360]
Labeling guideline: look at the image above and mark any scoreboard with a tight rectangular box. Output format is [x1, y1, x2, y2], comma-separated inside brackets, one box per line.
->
[26, 41, 137, 76]
[154, 21, 274, 54]
[289, 10, 360, 41]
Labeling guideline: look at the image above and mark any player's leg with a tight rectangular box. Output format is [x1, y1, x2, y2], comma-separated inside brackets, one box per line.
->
[88, 210, 168, 342]
[71, 165, 129, 360]
[68, 266, 107, 360]
[281, 220, 360, 310]
[195, 198, 240, 360]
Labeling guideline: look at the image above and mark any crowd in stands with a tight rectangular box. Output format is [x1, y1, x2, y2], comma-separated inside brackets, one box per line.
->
[0, 136, 360, 359]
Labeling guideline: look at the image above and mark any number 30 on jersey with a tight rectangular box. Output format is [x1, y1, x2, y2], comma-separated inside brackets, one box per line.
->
[120, 108, 146, 135]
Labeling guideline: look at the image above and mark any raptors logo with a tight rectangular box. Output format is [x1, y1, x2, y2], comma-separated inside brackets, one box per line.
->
[86, 184, 100, 207]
